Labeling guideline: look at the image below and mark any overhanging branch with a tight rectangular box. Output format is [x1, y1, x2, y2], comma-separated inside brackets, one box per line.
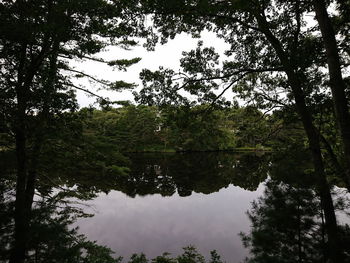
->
[64, 82, 105, 100]
[62, 68, 110, 87]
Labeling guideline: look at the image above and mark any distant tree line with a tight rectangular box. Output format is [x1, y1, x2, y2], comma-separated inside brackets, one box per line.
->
[79, 104, 293, 152]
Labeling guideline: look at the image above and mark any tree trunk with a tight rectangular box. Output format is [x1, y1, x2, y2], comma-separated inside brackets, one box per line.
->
[10, 40, 29, 263]
[313, 0, 350, 187]
[286, 70, 344, 263]
[8, 2, 56, 262]
[254, 11, 344, 262]
[10, 123, 43, 263]
[10, 137, 27, 263]
[10, 97, 29, 263]
[9, 38, 59, 263]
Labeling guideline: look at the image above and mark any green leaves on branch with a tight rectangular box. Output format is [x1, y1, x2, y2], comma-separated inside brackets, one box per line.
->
[109, 81, 137, 91]
[136, 68, 191, 106]
[108, 58, 142, 70]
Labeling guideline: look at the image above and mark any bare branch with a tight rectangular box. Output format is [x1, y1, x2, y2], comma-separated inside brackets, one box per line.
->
[64, 82, 105, 100]
[62, 68, 110, 86]
[191, 67, 284, 82]
[204, 72, 250, 113]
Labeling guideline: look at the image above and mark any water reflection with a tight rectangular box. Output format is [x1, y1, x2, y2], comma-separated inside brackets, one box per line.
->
[118, 152, 270, 197]
[74, 152, 270, 262]
[77, 183, 265, 262]
[1, 151, 350, 262]
[0, 176, 119, 262]
[241, 180, 350, 262]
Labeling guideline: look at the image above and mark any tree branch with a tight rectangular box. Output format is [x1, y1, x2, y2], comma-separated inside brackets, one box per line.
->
[64, 83, 105, 100]
[62, 68, 110, 86]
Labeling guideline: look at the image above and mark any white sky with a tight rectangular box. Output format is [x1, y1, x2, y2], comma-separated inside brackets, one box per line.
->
[71, 31, 231, 108]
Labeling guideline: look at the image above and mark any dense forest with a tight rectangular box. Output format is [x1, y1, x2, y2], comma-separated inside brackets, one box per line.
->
[77, 104, 278, 152]
[1, 0, 350, 262]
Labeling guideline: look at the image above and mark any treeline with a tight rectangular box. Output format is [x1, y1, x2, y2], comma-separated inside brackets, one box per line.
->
[79, 104, 277, 152]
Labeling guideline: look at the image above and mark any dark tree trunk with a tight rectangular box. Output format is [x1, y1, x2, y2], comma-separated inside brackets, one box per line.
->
[313, 0, 350, 187]
[9, 37, 58, 263]
[10, 42, 29, 263]
[10, 120, 43, 263]
[286, 70, 344, 263]
[10, 127, 28, 263]
[254, 11, 344, 262]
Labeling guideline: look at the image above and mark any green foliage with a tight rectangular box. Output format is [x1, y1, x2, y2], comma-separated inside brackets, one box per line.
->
[113, 152, 270, 197]
[108, 58, 142, 70]
[83, 105, 162, 152]
[80, 104, 278, 153]
[161, 105, 234, 151]
[240, 179, 325, 263]
[125, 248, 224, 263]
[0, 185, 123, 263]
[78, 242, 122, 263]
[110, 81, 138, 91]
[208, 251, 223, 263]
[223, 106, 270, 148]
[0, 0, 146, 200]
[129, 253, 148, 263]
[35, 110, 131, 196]
[152, 253, 177, 263]
[177, 246, 205, 263]
[135, 0, 350, 190]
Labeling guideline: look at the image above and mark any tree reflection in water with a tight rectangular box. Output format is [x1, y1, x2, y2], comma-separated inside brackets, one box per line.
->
[0, 151, 349, 262]
[0, 176, 121, 262]
[120, 152, 270, 197]
[239, 148, 350, 262]
[241, 179, 350, 262]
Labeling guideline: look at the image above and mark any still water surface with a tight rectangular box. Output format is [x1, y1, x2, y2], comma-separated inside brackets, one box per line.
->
[2, 150, 349, 262]
[76, 152, 268, 263]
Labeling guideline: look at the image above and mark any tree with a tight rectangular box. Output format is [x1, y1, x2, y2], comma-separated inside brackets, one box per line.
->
[0, 1, 145, 262]
[82, 105, 163, 152]
[241, 179, 326, 263]
[159, 105, 236, 151]
[177, 246, 205, 263]
[312, 0, 350, 187]
[0, 177, 123, 263]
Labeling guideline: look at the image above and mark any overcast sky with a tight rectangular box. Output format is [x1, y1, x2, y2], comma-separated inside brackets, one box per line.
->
[71, 31, 230, 108]
[70, 8, 325, 109]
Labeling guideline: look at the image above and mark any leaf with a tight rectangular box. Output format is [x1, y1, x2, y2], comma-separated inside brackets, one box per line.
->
[107, 58, 142, 70]
[109, 81, 137, 90]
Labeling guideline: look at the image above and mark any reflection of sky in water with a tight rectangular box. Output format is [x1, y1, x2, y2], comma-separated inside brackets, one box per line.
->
[76, 183, 265, 263]
[334, 187, 350, 225]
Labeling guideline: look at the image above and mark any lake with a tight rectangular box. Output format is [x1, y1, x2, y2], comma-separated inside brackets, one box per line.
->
[1, 151, 349, 263]
[75, 152, 269, 263]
